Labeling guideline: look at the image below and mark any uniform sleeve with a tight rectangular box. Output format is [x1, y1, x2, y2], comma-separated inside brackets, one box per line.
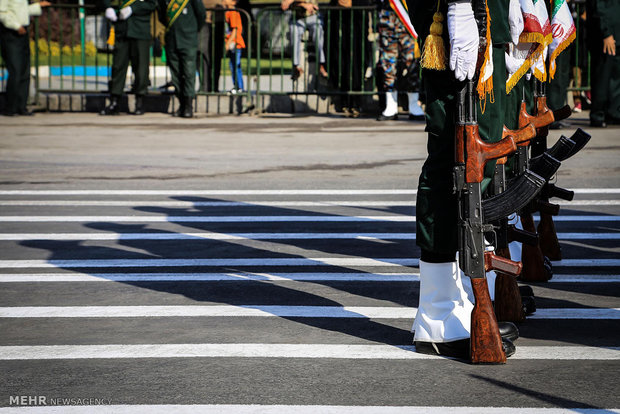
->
[28, 3, 43, 17]
[0, 0, 21, 30]
[131, 0, 157, 16]
[193, 0, 206, 28]
[596, 0, 613, 38]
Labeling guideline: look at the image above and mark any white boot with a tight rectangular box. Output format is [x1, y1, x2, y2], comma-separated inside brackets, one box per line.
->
[407, 92, 424, 116]
[382, 90, 398, 117]
[509, 215, 523, 262]
[412, 260, 473, 343]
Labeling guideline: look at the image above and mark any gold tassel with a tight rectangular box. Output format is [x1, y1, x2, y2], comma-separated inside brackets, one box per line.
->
[421, 11, 447, 70]
[477, 2, 493, 113]
[106, 27, 115, 47]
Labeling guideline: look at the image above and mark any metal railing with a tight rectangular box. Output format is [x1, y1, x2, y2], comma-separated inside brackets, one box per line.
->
[0, 2, 593, 112]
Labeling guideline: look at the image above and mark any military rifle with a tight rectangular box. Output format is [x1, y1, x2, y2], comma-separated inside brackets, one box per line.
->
[454, 80, 521, 364]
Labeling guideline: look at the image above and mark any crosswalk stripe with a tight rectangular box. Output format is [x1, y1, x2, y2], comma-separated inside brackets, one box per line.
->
[0, 215, 414, 222]
[0, 199, 618, 207]
[1, 306, 617, 319]
[0, 188, 618, 195]
[0, 257, 418, 268]
[0, 190, 420, 196]
[1, 258, 619, 268]
[0, 344, 618, 361]
[0, 406, 618, 414]
[0, 232, 617, 241]
[0, 215, 618, 222]
[0, 272, 421, 282]
[0, 273, 618, 283]
[0, 232, 417, 241]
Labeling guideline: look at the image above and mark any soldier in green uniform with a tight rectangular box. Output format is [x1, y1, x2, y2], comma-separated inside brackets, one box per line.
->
[407, 0, 520, 358]
[0, 0, 50, 116]
[586, 0, 620, 127]
[101, 0, 157, 115]
[158, 0, 206, 118]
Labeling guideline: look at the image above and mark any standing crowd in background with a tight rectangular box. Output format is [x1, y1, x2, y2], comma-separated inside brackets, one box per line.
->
[0, 0, 618, 125]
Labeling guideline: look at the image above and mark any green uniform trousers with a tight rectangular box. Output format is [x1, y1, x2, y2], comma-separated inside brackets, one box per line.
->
[590, 51, 620, 123]
[0, 25, 31, 114]
[547, 46, 571, 111]
[109, 37, 151, 97]
[166, 44, 198, 99]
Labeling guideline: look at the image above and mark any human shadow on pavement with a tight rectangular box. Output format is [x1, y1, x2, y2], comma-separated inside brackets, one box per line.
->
[19, 196, 420, 347]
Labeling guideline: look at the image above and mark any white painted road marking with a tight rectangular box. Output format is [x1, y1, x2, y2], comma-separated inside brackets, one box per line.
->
[0, 232, 617, 241]
[0, 344, 617, 361]
[0, 273, 618, 283]
[1, 258, 620, 268]
[0, 306, 617, 319]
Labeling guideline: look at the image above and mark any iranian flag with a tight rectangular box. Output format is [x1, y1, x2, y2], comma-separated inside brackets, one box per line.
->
[548, 0, 576, 79]
[506, 0, 553, 92]
[389, 0, 417, 39]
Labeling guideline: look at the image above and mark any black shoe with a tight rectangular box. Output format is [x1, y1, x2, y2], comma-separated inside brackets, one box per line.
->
[133, 95, 144, 116]
[519, 285, 534, 297]
[377, 113, 398, 121]
[522, 295, 536, 315]
[18, 108, 34, 116]
[408, 114, 425, 121]
[590, 119, 607, 128]
[502, 338, 516, 358]
[100, 96, 120, 115]
[498, 321, 519, 342]
[414, 338, 516, 359]
[182, 97, 193, 118]
[173, 98, 185, 117]
[2, 111, 17, 117]
[414, 339, 470, 359]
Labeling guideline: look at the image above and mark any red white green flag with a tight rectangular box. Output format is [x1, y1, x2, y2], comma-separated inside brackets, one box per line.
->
[506, 0, 553, 92]
[548, 0, 576, 79]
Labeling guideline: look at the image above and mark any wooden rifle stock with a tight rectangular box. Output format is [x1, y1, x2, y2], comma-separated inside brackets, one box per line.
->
[493, 247, 526, 323]
[518, 101, 555, 133]
[470, 278, 507, 364]
[538, 209, 562, 260]
[465, 125, 517, 183]
[519, 212, 552, 282]
[502, 123, 537, 145]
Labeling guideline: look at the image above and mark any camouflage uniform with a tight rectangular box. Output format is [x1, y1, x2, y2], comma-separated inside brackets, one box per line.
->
[378, 7, 419, 92]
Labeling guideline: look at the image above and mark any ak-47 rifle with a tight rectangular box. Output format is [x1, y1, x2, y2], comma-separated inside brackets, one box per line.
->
[517, 80, 591, 281]
[516, 81, 559, 282]
[454, 80, 521, 364]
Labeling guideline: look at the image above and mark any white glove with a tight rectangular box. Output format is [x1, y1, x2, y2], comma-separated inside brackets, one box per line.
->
[119, 6, 133, 20]
[505, 52, 524, 77]
[447, 2, 479, 81]
[508, 0, 524, 45]
[105, 7, 117, 22]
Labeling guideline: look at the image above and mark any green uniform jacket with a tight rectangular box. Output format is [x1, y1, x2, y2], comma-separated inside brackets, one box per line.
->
[587, 0, 620, 45]
[157, 0, 206, 49]
[103, 0, 157, 40]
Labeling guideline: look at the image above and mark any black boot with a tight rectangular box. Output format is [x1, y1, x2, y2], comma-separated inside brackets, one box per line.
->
[100, 95, 120, 115]
[134, 95, 145, 115]
[173, 97, 185, 117]
[182, 97, 193, 118]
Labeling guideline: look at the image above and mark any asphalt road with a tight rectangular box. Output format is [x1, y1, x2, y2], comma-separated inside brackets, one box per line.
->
[0, 112, 618, 413]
